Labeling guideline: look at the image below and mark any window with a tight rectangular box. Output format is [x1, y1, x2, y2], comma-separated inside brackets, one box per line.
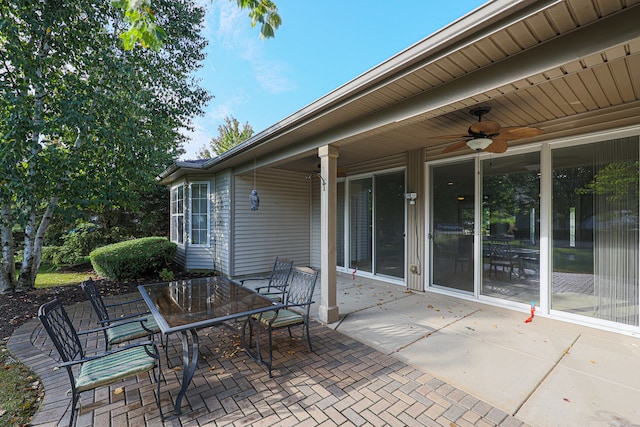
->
[171, 184, 184, 244]
[190, 183, 210, 246]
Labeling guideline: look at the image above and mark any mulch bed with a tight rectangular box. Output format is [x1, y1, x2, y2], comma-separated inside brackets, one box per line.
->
[0, 270, 206, 340]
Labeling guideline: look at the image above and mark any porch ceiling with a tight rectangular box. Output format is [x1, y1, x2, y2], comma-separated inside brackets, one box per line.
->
[265, 0, 640, 175]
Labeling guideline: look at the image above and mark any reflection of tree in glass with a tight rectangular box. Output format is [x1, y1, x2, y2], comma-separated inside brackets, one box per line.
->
[483, 172, 539, 236]
[577, 161, 639, 206]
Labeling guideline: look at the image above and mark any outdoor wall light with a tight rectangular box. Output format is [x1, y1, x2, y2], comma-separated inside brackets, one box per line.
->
[466, 137, 493, 151]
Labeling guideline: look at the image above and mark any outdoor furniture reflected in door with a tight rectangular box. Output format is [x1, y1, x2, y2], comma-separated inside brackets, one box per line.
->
[488, 242, 516, 279]
[239, 257, 294, 302]
[138, 276, 281, 415]
[242, 267, 318, 377]
[38, 299, 163, 427]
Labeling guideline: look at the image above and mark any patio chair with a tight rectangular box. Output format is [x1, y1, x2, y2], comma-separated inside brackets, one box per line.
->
[488, 242, 516, 279]
[38, 299, 163, 427]
[239, 257, 294, 302]
[81, 278, 161, 351]
[242, 266, 318, 377]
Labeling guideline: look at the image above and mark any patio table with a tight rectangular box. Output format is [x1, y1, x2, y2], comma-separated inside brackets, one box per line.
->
[138, 276, 281, 415]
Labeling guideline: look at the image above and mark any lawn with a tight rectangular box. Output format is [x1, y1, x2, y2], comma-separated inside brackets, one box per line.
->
[34, 262, 94, 288]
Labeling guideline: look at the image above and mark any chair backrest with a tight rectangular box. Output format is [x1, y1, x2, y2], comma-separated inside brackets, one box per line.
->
[268, 257, 294, 291]
[284, 267, 318, 308]
[490, 243, 513, 259]
[38, 299, 84, 363]
[81, 278, 111, 323]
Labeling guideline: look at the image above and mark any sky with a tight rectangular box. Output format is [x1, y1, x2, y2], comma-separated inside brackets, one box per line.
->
[182, 0, 488, 160]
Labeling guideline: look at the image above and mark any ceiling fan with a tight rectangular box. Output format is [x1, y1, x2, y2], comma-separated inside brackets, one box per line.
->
[432, 107, 544, 154]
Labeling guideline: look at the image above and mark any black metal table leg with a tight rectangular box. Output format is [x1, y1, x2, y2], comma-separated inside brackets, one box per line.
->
[174, 329, 199, 415]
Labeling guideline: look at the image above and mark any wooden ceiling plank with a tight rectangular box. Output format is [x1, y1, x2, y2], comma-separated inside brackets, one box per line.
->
[591, 63, 624, 105]
[607, 59, 635, 103]
[504, 21, 540, 50]
[564, 73, 599, 110]
[544, 2, 578, 34]
[458, 45, 493, 69]
[524, 12, 558, 41]
[537, 81, 580, 116]
[566, 0, 600, 26]
[579, 69, 613, 108]
[548, 78, 587, 113]
[626, 54, 640, 98]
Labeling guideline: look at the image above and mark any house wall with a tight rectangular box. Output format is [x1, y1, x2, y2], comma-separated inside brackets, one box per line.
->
[210, 170, 232, 274]
[233, 168, 311, 277]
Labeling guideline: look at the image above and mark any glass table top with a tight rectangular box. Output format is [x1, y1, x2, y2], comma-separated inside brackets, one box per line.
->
[138, 276, 276, 332]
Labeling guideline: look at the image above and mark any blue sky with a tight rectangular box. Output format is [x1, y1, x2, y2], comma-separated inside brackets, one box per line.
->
[183, 0, 487, 160]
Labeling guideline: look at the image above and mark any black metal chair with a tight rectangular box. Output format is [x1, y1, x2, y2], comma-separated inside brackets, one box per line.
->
[242, 266, 318, 377]
[38, 299, 163, 426]
[81, 278, 160, 350]
[488, 242, 516, 279]
[239, 257, 294, 302]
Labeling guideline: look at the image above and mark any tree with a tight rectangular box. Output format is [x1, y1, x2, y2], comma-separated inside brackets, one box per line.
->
[0, 0, 210, 293]
[197, 116, 254, 159]
[117, 0, 281, 51]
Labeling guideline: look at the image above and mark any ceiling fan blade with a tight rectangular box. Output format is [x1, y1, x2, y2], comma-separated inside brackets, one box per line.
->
[498, 126, 544, 140]
[484, 138, 508, 153]
[428, 134, 471, 140]
[469, 120, 500, 135]
[442, 139, 471, 154]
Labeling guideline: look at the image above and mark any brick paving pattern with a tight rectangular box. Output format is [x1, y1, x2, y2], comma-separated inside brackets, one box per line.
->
[9, 296, 531, 426]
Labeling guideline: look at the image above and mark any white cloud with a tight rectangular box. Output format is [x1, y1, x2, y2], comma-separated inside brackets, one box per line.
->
[209, 1, 295, 94]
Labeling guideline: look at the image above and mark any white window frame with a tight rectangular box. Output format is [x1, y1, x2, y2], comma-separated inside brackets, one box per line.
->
[171, 183, 185, 245]
[189, 182, 210, 247]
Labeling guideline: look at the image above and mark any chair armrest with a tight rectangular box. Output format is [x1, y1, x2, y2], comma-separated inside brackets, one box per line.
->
[239, 276, 270, 285]
[59, 340, 157, 368]
[77, 317, 151, 335]
[105, 298, 144, 308]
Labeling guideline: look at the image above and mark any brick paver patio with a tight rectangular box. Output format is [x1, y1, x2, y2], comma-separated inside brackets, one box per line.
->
[9, 294, 530, 426]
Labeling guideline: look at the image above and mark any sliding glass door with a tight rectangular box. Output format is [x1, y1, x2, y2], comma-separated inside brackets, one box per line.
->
[551, 137, 639, 325]
[430, 160, 475, 292]
[481, 153, 540, 304]
[347, 171, 405, 279]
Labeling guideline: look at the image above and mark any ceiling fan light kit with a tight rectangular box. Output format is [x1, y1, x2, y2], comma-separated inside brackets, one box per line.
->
[467, 137, 493, 151]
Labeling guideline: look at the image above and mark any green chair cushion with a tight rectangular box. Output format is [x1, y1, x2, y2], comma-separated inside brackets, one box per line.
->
[106, 315, 159, 345]
[257, 309, 304, 328]
[76, 345, 156, 392]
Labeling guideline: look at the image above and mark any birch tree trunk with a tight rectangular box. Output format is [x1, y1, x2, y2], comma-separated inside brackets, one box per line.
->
[17, 199, 58, 290]
[0, 204, 16, 294]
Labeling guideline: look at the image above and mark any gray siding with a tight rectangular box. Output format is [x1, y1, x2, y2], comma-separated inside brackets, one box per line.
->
[310, 178, 321, 268]
[233, 168, 311, 276]
[212, 170, 232, 275]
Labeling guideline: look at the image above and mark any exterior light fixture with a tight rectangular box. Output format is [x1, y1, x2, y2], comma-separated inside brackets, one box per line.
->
[466, 137, 492, 151]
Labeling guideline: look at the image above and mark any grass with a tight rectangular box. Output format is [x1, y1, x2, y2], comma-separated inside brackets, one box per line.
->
[34, 262, 93, 288]
[0, 339, 44, 427]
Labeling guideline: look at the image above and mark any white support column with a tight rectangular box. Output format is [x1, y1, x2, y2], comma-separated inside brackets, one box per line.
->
[318, 145, 339, 324]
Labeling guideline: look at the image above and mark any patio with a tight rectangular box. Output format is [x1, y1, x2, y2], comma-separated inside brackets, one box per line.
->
[8, 272, 640, 426]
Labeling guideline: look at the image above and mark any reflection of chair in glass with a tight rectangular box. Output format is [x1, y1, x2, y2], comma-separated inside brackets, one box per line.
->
[38, 299, 163, 426]
[240, 257, 294, 302]
[242, 267, 318, 377]
[488, 243, 516, 279]
[455, 236, 473, 273]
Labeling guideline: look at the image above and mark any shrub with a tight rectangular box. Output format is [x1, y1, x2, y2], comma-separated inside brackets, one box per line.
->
[89, 237, 177, 281]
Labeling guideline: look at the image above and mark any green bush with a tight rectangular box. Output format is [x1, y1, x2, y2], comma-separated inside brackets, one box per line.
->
[89, 237, 177, 281]
[44, 222, 131, 267]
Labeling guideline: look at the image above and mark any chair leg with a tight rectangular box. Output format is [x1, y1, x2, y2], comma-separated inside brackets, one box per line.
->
[304, 322, 313, 352]
[69, 392, 79, 427]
